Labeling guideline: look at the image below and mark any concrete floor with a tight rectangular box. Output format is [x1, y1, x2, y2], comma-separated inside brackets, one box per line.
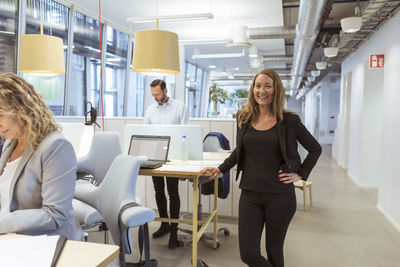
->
[89, 145, 400, 267]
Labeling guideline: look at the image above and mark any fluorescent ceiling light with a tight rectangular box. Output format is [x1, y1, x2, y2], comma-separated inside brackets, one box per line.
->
[179, 39, 231, 45]
[192, 49, 245, 59]
[208, 65, 216, 69]
[127, 13, 213, 23]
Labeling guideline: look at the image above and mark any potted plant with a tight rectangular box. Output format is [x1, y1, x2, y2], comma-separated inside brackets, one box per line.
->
[208, 83, 229, 116]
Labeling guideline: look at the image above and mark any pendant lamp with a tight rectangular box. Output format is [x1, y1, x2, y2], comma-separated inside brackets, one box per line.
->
[18, 7, 65, 75]
[132, 19, 180, 75]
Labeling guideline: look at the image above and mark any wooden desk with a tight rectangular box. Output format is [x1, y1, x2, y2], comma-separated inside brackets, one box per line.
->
[0, 234, 119, 267]
[139, 152, 230, 267]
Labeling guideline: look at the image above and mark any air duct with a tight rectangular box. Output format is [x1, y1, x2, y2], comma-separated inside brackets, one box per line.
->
[262, 56, 293, 63]
[290, 0, 327, 90]
[248, 26, 296, 40]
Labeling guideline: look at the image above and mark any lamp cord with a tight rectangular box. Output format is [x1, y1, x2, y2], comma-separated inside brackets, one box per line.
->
[99, 0, 105, 131]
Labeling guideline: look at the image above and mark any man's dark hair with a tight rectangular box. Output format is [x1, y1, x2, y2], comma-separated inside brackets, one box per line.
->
[150, 79, 166, 90]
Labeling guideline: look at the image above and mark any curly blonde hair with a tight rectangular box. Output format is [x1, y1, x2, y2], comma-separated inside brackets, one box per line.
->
[237, 69, 289, 128]
[0, 73, 60, 148]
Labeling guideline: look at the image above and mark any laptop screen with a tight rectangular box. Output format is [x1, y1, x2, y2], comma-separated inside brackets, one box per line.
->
[128, 135, 170, 162]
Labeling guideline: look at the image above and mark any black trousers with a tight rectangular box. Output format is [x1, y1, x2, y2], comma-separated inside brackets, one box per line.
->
[152, 176, 180, 230]
[238, 190, 296, 267]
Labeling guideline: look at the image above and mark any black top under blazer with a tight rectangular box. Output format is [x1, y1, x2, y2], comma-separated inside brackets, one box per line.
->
[219, 112, 322, 181]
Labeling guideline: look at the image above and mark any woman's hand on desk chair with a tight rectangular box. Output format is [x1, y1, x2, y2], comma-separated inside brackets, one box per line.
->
[200, 167, 221, 180]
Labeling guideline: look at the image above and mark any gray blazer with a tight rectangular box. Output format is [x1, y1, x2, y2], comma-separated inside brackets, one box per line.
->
[0, 132, 84, 240]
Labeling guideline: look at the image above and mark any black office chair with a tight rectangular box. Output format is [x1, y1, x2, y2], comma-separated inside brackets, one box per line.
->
[179, 132, 231, 248]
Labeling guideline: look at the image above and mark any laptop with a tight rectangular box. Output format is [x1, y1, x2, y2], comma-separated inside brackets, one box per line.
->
[128, 135, 171, 169]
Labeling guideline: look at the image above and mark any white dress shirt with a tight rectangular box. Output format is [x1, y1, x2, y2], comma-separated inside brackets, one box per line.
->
[0, 157, 21, 212]
[144, 98, 189, 125]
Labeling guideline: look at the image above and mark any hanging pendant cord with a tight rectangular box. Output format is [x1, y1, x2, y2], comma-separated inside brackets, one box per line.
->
[99, 0, 104, 131]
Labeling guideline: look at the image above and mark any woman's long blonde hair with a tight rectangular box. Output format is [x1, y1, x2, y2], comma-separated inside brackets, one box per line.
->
[237, 69, 288, 128]
[0, 73, 60, 148]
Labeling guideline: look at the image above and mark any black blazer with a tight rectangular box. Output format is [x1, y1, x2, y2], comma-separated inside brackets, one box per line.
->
[219, 112, 322, 181]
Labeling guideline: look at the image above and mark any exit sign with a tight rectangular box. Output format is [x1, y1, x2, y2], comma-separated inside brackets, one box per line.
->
[369, 54, 384, 69]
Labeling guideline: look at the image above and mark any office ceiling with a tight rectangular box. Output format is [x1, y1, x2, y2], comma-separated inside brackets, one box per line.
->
[65, 0, 400, 94]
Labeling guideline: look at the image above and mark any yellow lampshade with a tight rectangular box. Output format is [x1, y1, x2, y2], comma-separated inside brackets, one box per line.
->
[18, 33, 65, 75]
[132, 29, 180, 75]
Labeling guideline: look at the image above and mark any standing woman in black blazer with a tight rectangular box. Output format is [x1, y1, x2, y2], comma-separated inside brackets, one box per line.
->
[201, 69, 321, 267]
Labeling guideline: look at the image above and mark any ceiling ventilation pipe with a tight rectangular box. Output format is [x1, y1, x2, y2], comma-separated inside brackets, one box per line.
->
[262, 55, 293, 63]
[290, 0, 327, 90]
[248, 26, 296, 40]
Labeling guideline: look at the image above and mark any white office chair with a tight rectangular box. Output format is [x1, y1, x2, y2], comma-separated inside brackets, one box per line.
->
[75, 154, 155, 267]
[73, 131, 122, 241]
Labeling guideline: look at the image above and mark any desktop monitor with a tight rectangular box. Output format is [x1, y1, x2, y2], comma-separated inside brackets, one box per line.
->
[124, 124, 203, 160]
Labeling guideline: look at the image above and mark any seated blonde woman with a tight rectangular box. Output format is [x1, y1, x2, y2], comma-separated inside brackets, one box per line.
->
[0, 73, 83, 240]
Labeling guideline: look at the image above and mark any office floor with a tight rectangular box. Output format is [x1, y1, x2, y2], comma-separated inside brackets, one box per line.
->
[89, 146, 400, 267]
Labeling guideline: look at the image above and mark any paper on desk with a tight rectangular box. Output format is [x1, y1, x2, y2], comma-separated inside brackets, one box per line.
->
[159, 165, 201, 172]
[0, 235, 59, 267]
[187, 160, 223, 166]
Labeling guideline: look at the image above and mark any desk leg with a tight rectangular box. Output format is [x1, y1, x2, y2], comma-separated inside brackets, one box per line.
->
[213, 176, 218, 249]
[192, 176, 198, 267]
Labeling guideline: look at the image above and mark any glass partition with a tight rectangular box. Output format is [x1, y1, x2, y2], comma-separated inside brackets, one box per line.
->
[0, 0, 18, 73]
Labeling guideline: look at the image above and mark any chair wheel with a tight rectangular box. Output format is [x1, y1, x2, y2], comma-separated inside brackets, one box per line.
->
[223, 229, 230, 236]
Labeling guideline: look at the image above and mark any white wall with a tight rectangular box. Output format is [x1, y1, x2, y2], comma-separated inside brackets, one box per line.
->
[336, 10, 400, 232]
[318, 75, 340, 144]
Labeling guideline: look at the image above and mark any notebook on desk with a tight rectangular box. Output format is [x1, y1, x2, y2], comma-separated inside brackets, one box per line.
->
[128, 135, 170, 169]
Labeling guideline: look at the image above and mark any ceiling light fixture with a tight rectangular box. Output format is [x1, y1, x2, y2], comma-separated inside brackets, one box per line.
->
[127, 12, 213, 23]
[311, 70, 320, 77]
[315, 61, 327, 70]
[226, 25, 251, 48]
[132, 17, 179, 75]
[340, 4, 362, 33]
[192, 49, 245, 59]
[18, 0, 65, 75]
[324, 47, 339, 57]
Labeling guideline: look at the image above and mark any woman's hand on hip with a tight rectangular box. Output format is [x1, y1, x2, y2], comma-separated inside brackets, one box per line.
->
[200, 167, 221, 180]
[278, 170, 302, 184]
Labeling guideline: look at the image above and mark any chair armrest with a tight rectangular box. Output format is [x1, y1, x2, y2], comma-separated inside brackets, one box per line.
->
[77, 155, 93, 173]
[120, 206, 155, 228]
[74, 183, 97, 207]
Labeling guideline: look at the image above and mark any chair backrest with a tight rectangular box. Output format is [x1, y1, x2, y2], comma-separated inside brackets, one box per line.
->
[77, 131, 122, 185]
[76, 154, 142, 252]
[202, 132, 231, 199]
[203, 132, 231, 153]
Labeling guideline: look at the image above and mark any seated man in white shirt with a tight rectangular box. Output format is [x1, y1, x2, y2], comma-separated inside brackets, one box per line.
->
[144, 79, 189, 249]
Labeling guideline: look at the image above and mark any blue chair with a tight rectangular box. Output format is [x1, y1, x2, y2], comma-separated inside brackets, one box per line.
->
[75, 154, 155, 267]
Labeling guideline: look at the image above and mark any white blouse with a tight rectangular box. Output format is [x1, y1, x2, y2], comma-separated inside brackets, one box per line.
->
[0, 157, 21, 212]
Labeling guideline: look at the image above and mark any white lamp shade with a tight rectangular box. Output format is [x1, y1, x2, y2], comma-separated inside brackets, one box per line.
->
[132, 29, 180, 75]
[315, 61, 327, 70]
[311, 70, 320, 77]
[18, 34, 65, 75]
[305, 81, 311, 86]
[307, 76, 315, 82]
[340, 17, 362, 33]
[324, 47, 339, 57]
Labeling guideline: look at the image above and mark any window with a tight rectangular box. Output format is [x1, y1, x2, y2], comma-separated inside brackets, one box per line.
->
[184, 62, 208, 118]
[105, 26, 128, 116]
[67, 10, 102, 116]
[23, 0, 69, 116]
[0, 0, 18, 73]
